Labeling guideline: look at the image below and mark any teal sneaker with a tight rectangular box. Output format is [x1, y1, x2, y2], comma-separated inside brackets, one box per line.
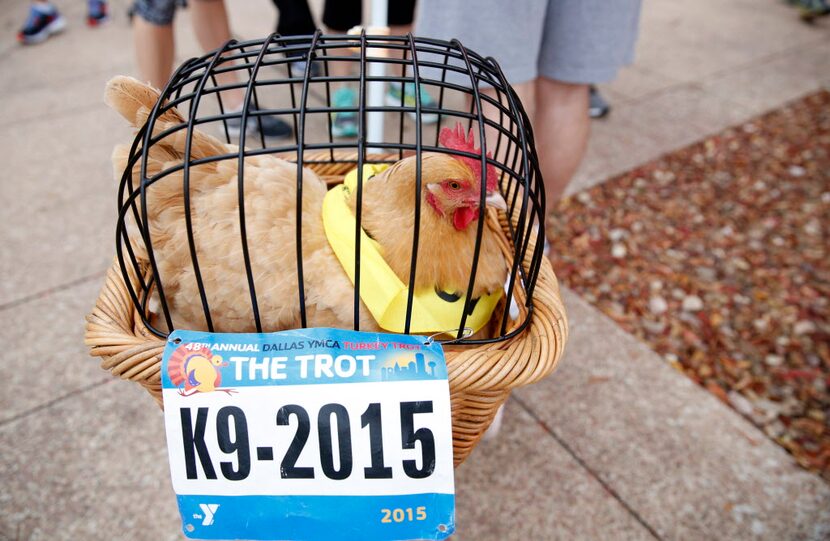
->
[330, 87, 358, 138]
[385, 82, 439, 124]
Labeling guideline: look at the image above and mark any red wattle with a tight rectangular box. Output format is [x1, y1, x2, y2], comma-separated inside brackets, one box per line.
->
[452, 206, 479, 231]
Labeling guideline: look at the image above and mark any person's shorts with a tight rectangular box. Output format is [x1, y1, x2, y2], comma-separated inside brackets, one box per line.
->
[132, 0, 187, 26]
[323, 0, 416, 32]
[415, 0, 642, 85]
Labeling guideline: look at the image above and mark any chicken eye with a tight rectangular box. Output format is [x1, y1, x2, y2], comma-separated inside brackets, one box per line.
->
[448, 181, 461, 190]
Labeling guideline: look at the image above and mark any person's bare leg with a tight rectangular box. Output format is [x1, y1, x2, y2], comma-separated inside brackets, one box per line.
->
[479, 81, 535, 163]
[323, 26, 354, 91]
[388, 23, 411, 61]
[190, 0, 233, 57]
[388, 23, 411, 36]
[190, 0, 246, 109]
[133, 16, 174, 90]
[535, 77, 589, 212]
[327, 43, 353, 78]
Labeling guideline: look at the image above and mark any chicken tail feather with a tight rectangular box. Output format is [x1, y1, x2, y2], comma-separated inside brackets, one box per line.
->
[105, 76, 182, 128]
[105, 76, 226, 160]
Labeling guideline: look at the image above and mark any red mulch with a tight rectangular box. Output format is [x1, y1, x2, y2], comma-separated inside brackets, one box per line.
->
[548, 91, 830, 480]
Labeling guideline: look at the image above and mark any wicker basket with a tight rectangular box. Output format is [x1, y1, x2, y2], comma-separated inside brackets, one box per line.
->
[85, 153, 568, 466]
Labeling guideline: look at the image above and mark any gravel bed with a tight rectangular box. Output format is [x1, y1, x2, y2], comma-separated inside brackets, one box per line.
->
[548, 91, 830, 480]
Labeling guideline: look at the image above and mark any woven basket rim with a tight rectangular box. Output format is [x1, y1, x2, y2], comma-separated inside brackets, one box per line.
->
[86, 150, 568, 464]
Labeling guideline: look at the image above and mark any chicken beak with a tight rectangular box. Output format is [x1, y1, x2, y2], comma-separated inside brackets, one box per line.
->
[485, 191, 508, 211]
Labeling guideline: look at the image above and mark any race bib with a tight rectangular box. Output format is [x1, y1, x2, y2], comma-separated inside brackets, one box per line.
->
[161, 327, 455, 541]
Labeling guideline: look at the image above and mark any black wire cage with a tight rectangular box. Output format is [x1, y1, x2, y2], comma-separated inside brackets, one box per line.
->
[114, 31, 547, 346]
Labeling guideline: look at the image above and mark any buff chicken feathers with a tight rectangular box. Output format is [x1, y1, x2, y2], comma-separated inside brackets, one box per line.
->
[107, 76, 508, 335]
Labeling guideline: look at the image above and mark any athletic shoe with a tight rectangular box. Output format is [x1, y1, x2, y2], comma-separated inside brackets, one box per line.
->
[87, 0, 109, 26]
[330, 87, 358, 138]
[225, 105, 292, 138]
[385, 82, 438, 124]
[589, 86, 611, 119]
[797, 0, 830, 21]
[288, 57, 321, 78]
[17, 4, 66, 45]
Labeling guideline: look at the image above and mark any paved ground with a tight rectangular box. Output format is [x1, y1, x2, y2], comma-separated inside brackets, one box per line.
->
[1, 0, 829, 540]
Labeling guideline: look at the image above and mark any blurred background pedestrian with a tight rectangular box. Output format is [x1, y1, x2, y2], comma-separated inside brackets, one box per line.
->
[271, 0, 436, 137]
[416, 0, 642, 210]
[131, 0, 291, 137]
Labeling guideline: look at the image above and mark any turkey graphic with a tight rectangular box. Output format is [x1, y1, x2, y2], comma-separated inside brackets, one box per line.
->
[167, 345, 236, 396]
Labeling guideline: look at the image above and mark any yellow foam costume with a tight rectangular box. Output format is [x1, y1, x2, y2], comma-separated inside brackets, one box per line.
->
[322, 164, 502, 336]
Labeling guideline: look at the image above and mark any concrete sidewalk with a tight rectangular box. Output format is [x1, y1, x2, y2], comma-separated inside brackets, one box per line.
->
[1, 0, 829, 539]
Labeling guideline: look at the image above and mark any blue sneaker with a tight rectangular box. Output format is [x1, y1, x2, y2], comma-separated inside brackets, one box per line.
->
[87, 0, 109, 27]
[385, 82, 438, 124]
[18, 4, 66, 45]
[331, 87, 358, 138]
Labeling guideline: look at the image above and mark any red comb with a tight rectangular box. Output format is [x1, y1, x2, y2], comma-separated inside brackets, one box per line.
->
[438, 123, 498, 192]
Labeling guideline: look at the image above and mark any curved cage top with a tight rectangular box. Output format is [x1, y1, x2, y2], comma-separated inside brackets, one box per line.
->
[116, 31, 546, 345]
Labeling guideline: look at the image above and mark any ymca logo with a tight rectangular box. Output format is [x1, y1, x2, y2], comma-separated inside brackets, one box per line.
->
[197, 503, 219, 526]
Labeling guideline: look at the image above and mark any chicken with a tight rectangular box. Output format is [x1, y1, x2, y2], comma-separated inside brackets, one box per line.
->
[106, 76, 508, 335]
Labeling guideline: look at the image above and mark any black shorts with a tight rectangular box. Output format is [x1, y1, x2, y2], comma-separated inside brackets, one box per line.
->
[274, 0, 417, 35]
[323, 0, 416, 31]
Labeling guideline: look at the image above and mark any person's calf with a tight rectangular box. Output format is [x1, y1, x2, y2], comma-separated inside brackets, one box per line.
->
[535, 78, 590, 213]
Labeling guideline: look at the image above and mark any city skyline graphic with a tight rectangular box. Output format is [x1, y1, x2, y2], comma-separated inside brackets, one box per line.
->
[381, 353, 437, 380]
